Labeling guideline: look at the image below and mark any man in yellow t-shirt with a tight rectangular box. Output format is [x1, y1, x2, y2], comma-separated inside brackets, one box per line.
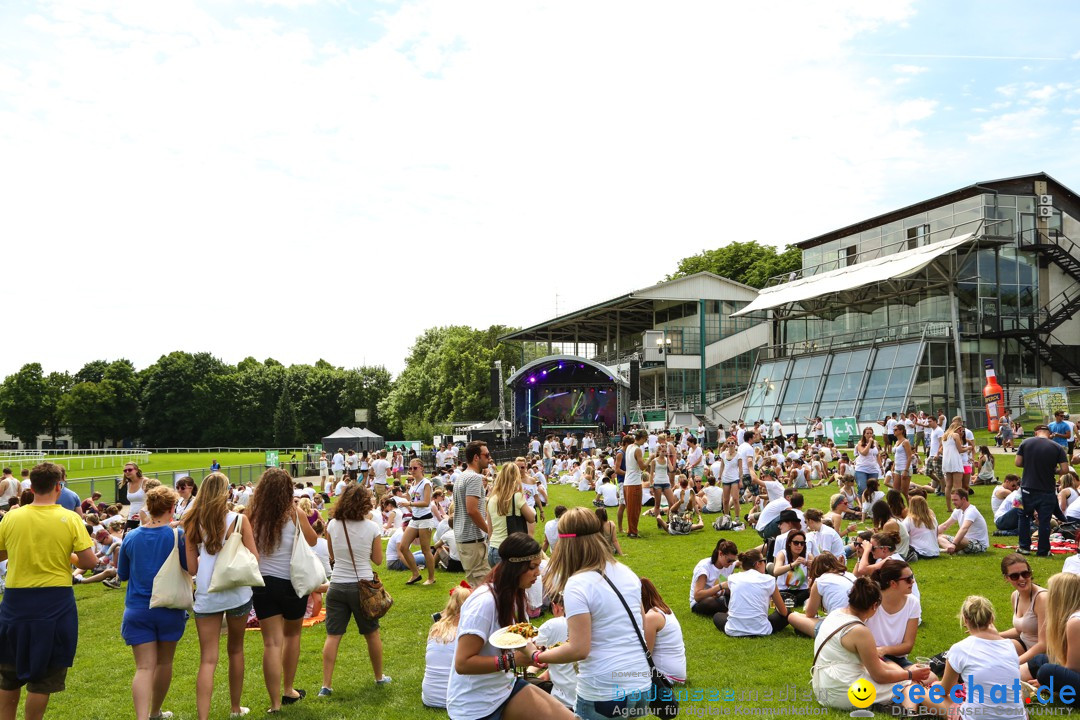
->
[0, 462, 96, 720]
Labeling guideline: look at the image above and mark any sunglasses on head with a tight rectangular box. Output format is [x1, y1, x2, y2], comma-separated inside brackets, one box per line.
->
[1006, 570, 1032, 581]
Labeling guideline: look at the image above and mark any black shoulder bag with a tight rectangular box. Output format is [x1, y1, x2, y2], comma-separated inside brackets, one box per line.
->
[504, 494, 528, 536]
[598, 572, 679, 718]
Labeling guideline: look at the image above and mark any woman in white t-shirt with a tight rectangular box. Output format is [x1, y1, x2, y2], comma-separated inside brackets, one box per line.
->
[902, 496, 939, 559]
[398, 459, 437, 586]
[248, 469, 319, 711]
[423, 585, 472, 708]
[536, 507, 652, 719]
[321, 484, 389, 693]
[447, 533, 573, 720]
[713, 549, 789, 637]
[788, 552, 856, 637]
[182, 472, 258, 720]
[689, 539, 739, 616]
[773, 530, 813, 608]
[853, 428, 882, 495]
[865, 560, 920, 668]
[915, 596, 1026, 718]
[642, 578, 686, 684]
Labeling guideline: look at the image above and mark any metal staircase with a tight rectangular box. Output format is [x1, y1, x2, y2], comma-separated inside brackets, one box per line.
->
[1017, 333, 1080, 385]
[986, 229, 1080, 383]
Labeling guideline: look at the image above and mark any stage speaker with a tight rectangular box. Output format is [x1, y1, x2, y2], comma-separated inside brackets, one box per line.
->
[490, 367, 500, 407]
[629, 359, 640, 403]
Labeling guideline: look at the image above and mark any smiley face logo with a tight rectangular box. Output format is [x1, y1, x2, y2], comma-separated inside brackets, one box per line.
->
[847, 678, 876, 709]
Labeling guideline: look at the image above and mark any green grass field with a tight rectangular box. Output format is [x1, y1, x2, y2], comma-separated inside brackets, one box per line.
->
[14, 442, 1071, 720]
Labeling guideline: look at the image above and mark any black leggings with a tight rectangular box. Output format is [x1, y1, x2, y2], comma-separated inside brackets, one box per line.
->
[713, 610, 787, 634]
[691, 595, 728, 616]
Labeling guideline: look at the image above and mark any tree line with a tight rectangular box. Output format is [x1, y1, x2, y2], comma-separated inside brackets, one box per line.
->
[0, 355, 392, 448]
[0, 325, 525, 449]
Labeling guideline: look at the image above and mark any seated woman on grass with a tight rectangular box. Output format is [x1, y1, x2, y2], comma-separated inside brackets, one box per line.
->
[772, 529, 813, 608]
[712, 549, 789, 638]
[811, 577, 930, 712]
[788, 552, 857, 637]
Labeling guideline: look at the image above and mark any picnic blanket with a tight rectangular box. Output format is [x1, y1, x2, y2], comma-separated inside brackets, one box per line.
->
[992, 540, 1078, 555]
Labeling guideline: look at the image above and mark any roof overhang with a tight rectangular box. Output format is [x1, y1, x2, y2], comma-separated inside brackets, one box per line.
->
[732, 232, 977, 317]
[499, 272, 757, 343]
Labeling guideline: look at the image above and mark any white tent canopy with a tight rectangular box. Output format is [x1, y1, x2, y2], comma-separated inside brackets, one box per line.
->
[732, 232, 977, 317]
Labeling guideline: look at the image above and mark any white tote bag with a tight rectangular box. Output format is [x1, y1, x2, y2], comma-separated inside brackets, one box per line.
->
[149, 527, 195, 611]
[208, 516, 265, 593]
[289, 517, 327, 597]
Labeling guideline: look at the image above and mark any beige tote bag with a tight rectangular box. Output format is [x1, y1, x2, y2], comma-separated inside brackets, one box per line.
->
[208, 516, 265, 593]
[289, 517, 327, 597]
[149, 527, 195, 611]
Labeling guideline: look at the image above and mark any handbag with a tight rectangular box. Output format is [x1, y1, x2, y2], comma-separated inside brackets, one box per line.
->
[342, 519, 394, 620]
[289, 516, 327, 597]
[598, 572, 679, 718]
[505, 494, 528, 536]
[149, 527, 195, 611]
[208, 516, 265, 593]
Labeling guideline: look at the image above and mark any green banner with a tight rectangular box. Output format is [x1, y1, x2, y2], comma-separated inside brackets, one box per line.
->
[825, 417, 858, 445]
[313, 444, 323, 453]
[265, 450, 279, 467]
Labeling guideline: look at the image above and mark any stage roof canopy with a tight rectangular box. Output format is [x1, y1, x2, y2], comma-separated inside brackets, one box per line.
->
[499, 272, 758, 344]
[505, 355, 630, 388]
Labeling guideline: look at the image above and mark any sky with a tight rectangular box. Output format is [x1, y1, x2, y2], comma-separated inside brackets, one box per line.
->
[2, 0, 1080, 379]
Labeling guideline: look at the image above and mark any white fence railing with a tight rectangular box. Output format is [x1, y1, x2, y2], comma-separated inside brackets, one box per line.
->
[0, 449, 151, 472]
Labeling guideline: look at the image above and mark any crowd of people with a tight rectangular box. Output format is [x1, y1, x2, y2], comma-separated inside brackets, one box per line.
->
[3, 410, 1080, 719]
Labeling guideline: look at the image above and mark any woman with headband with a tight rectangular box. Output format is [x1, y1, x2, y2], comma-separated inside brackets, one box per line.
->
[446, 533, 573, 720]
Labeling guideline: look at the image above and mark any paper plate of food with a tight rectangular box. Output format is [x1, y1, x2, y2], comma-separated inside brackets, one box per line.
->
[489, 622, 538, 649]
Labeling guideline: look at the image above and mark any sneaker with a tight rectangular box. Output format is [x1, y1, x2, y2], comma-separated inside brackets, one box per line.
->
[317, 688, 332, 698]
[149, 714, 173, 720]
[230, 708, 250, 718]
[1017, 548, 1033, 556]
[103, 578, 122, 589]
[376, 676, 392, 685]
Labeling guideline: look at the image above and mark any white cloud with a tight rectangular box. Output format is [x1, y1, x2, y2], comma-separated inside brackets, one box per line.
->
[1029, 84, 1058, 100]
[0, 0, 970, 379]
[891, 64, 928, 74]
[967, 107, 1050, 144]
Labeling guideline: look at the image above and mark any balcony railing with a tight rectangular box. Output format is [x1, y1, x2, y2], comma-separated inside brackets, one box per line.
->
[760, 320, 953, 361]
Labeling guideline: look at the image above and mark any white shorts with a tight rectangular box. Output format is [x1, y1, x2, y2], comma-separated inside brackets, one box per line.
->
[409, 516, 438, 531]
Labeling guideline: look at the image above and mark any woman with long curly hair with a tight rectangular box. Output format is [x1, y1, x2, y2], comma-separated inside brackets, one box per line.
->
[320, 483, 389, 695]
[248, 469, 318, 712]
[536, 507, 653, 718]
[182, 472, 259, 720]
[447, 533, 573, 720]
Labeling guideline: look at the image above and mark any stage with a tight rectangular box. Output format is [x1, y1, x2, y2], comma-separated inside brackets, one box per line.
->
[505, 355, 630, 439]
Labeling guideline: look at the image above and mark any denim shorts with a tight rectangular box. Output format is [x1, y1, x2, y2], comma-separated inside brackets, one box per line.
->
[193, 598, 253, 620]
[476, 678, 530, 720]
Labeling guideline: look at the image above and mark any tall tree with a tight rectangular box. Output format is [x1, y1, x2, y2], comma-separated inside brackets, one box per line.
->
[59, 381, 112, 447]
[667, 241, 801, 288]
[140, 352, 233, 446]
[73, 359, 109, 385]
[44, 371, 73, 446]
[0, 363, 50, 447]
[273, 382, 300, 447]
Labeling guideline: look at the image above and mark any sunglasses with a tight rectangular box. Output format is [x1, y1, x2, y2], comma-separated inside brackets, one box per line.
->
[1006, 570, 1032, 581]
[791, 540, 805, 546]
[898, 575, 915, 584]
